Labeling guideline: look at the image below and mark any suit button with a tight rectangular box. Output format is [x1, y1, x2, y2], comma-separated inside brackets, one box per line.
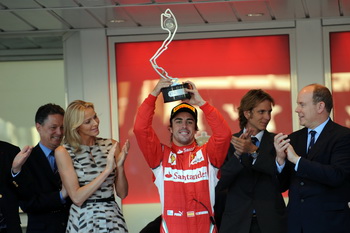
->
[301, 199, 304, 203]
[0, 194, 2, 198]
[300, 182, 304, 186]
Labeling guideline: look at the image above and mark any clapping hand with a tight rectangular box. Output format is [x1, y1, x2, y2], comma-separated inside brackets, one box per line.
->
[12, 145, 33, 173]
[116, 140, 130, 168]
[274, 133, 290, 165]
[231, 129, 257, 157]
[106, 142, 117, 173]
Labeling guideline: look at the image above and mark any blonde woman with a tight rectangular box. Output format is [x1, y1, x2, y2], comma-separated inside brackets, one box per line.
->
[55, 100, 129, 232]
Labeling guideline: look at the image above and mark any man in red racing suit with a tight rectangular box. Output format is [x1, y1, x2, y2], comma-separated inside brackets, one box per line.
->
[134, 79, 231, 233]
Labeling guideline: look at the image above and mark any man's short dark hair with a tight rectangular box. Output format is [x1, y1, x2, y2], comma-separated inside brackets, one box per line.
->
[238, 89, 275, 129]
[311, 84, 333, 113]
[35, 103, 65, 125]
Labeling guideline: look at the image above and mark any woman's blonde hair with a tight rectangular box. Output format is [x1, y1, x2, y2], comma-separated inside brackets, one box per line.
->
[64, 100, 94, 153]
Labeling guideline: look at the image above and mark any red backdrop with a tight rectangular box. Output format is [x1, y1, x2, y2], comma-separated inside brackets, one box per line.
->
[114, 35, 292, 204]
[330, 31, 350, 128]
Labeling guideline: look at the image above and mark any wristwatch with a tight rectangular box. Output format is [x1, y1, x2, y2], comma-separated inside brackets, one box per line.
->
[249, 150, 259, 159]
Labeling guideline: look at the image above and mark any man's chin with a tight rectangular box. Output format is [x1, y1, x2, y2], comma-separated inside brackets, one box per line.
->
[259, 126, 267, 131]
[52, 141, 62, 147]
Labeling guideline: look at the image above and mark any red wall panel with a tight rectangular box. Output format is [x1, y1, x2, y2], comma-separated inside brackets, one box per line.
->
[115, 35, 292, 203]
[330, 31, 350, 128]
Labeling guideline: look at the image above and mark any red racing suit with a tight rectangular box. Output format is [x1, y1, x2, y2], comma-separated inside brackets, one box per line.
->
[134, 94, 231, 233]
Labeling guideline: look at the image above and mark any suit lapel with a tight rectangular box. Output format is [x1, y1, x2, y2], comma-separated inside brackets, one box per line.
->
[253, 131, 278, 176]
[34, 145, 61, 187]
[258, 131, 272, 155]
[307, 120, 334, 160]
[292, 128, 308, 159]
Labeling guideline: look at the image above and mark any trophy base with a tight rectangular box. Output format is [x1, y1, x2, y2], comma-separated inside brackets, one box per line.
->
[161, 83, 191, 103]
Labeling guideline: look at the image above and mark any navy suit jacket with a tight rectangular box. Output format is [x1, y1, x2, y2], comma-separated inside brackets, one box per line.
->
[216, 130, 287, 233]
[0, 141, 22, 233]
[12, 144, 70, 233]
[281, 120, 350, 233]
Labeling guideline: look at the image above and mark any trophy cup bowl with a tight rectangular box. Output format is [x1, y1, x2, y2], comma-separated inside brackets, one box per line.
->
[161, 83, 191, 103]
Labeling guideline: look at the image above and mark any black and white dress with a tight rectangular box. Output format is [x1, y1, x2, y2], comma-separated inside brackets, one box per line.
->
[64, 138, 128, 233]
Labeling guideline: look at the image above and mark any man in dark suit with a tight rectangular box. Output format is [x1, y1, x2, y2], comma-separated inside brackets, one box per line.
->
[216, 89, 287, 233]
[0, 141, 23, 233]
[11, 103, 70, 233]
[274, 84, 350, 233]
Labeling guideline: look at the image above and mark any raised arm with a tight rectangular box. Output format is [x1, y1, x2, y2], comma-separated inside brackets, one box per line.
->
[55, 144, 116, 207]
[133, 79, 169, 169]
[201, 102, 231, 168]
[12, 146, 66, 212]
[114, 140, 129, 199]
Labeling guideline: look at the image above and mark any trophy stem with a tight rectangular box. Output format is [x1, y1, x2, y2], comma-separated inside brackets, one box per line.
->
[150, 8, 178, 82]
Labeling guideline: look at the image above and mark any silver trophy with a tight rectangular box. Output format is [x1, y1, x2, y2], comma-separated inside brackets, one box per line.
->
[150, 9, 191, 103]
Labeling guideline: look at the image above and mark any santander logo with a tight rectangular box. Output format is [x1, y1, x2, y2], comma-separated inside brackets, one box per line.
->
[163, 167, 208, 183]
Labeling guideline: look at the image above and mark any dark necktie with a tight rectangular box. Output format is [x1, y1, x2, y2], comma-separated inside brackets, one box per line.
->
[308, 130, 316, 153]
[251, 137, 259, 147]
[48, 151, 57, 173]
[250, 137, 259, 160]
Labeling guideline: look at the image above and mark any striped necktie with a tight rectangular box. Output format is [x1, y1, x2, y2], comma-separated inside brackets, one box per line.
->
[308, 130, 316, 153]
